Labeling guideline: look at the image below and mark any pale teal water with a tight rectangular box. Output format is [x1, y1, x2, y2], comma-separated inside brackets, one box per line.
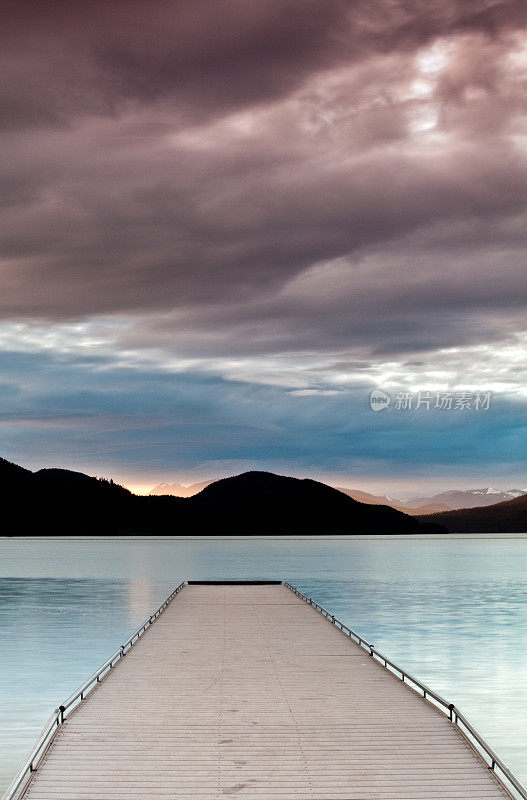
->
[1, 535, 527, 793]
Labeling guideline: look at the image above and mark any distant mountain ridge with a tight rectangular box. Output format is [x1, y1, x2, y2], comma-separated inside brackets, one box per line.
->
[402, 487, 526, 510]
[149, 480, 212, 497]
[0, 457, 446, 536]
[336, 488, 451, 516]
[336, 486, 526, 513]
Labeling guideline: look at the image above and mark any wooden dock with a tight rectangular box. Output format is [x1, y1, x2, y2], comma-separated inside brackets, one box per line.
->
[22, 583, 510, 800]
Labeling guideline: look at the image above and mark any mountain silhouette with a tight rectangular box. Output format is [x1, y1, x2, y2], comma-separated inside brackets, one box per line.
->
[183, 471, 444, 534]
[1, 458, 147, 535]
[417, 495, 527, 533]
[1, 457, 446, 536]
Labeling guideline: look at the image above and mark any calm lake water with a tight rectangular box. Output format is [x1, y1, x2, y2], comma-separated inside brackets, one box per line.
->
[1, 534, 527, 793]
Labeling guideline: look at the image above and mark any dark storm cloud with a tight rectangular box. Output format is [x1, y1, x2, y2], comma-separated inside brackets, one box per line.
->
[0, 0, 349, 129]
[0, 0, 526, 362]
[2, 0, 526, 128]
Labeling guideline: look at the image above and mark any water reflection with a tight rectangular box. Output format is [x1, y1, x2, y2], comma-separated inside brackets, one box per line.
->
[1, 536, 526, 791]
[0, 576, 172, 791]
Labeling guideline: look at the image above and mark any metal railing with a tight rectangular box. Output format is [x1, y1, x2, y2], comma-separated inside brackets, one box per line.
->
[4, 579, 525, 800]
[2, 580, 186, 800]
[285, 582, 527, 800]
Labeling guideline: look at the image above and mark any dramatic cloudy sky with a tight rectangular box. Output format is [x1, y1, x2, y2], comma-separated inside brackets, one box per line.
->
[1, 0, 526, 493]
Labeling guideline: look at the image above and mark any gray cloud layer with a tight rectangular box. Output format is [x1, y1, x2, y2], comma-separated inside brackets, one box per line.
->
[2, 2, 526, 362]
[3, 1, 525, 125]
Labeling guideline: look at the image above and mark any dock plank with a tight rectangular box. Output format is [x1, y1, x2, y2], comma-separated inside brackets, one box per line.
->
[23, 584, 508, 799]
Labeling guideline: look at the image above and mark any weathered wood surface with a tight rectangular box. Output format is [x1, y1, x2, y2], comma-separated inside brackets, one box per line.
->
[24, 584, 508, 799]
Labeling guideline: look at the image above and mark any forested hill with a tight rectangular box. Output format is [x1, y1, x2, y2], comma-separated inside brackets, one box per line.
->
[417, 495, 527, 533]
[1, 457, 447, 536]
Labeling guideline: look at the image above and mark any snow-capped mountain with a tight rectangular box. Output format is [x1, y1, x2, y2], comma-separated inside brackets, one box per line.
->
[337, 486, 526, 512]
[402, 488, 527, 510]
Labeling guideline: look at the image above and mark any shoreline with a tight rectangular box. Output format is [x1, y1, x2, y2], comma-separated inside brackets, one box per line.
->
[2, 532, 527, 543]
